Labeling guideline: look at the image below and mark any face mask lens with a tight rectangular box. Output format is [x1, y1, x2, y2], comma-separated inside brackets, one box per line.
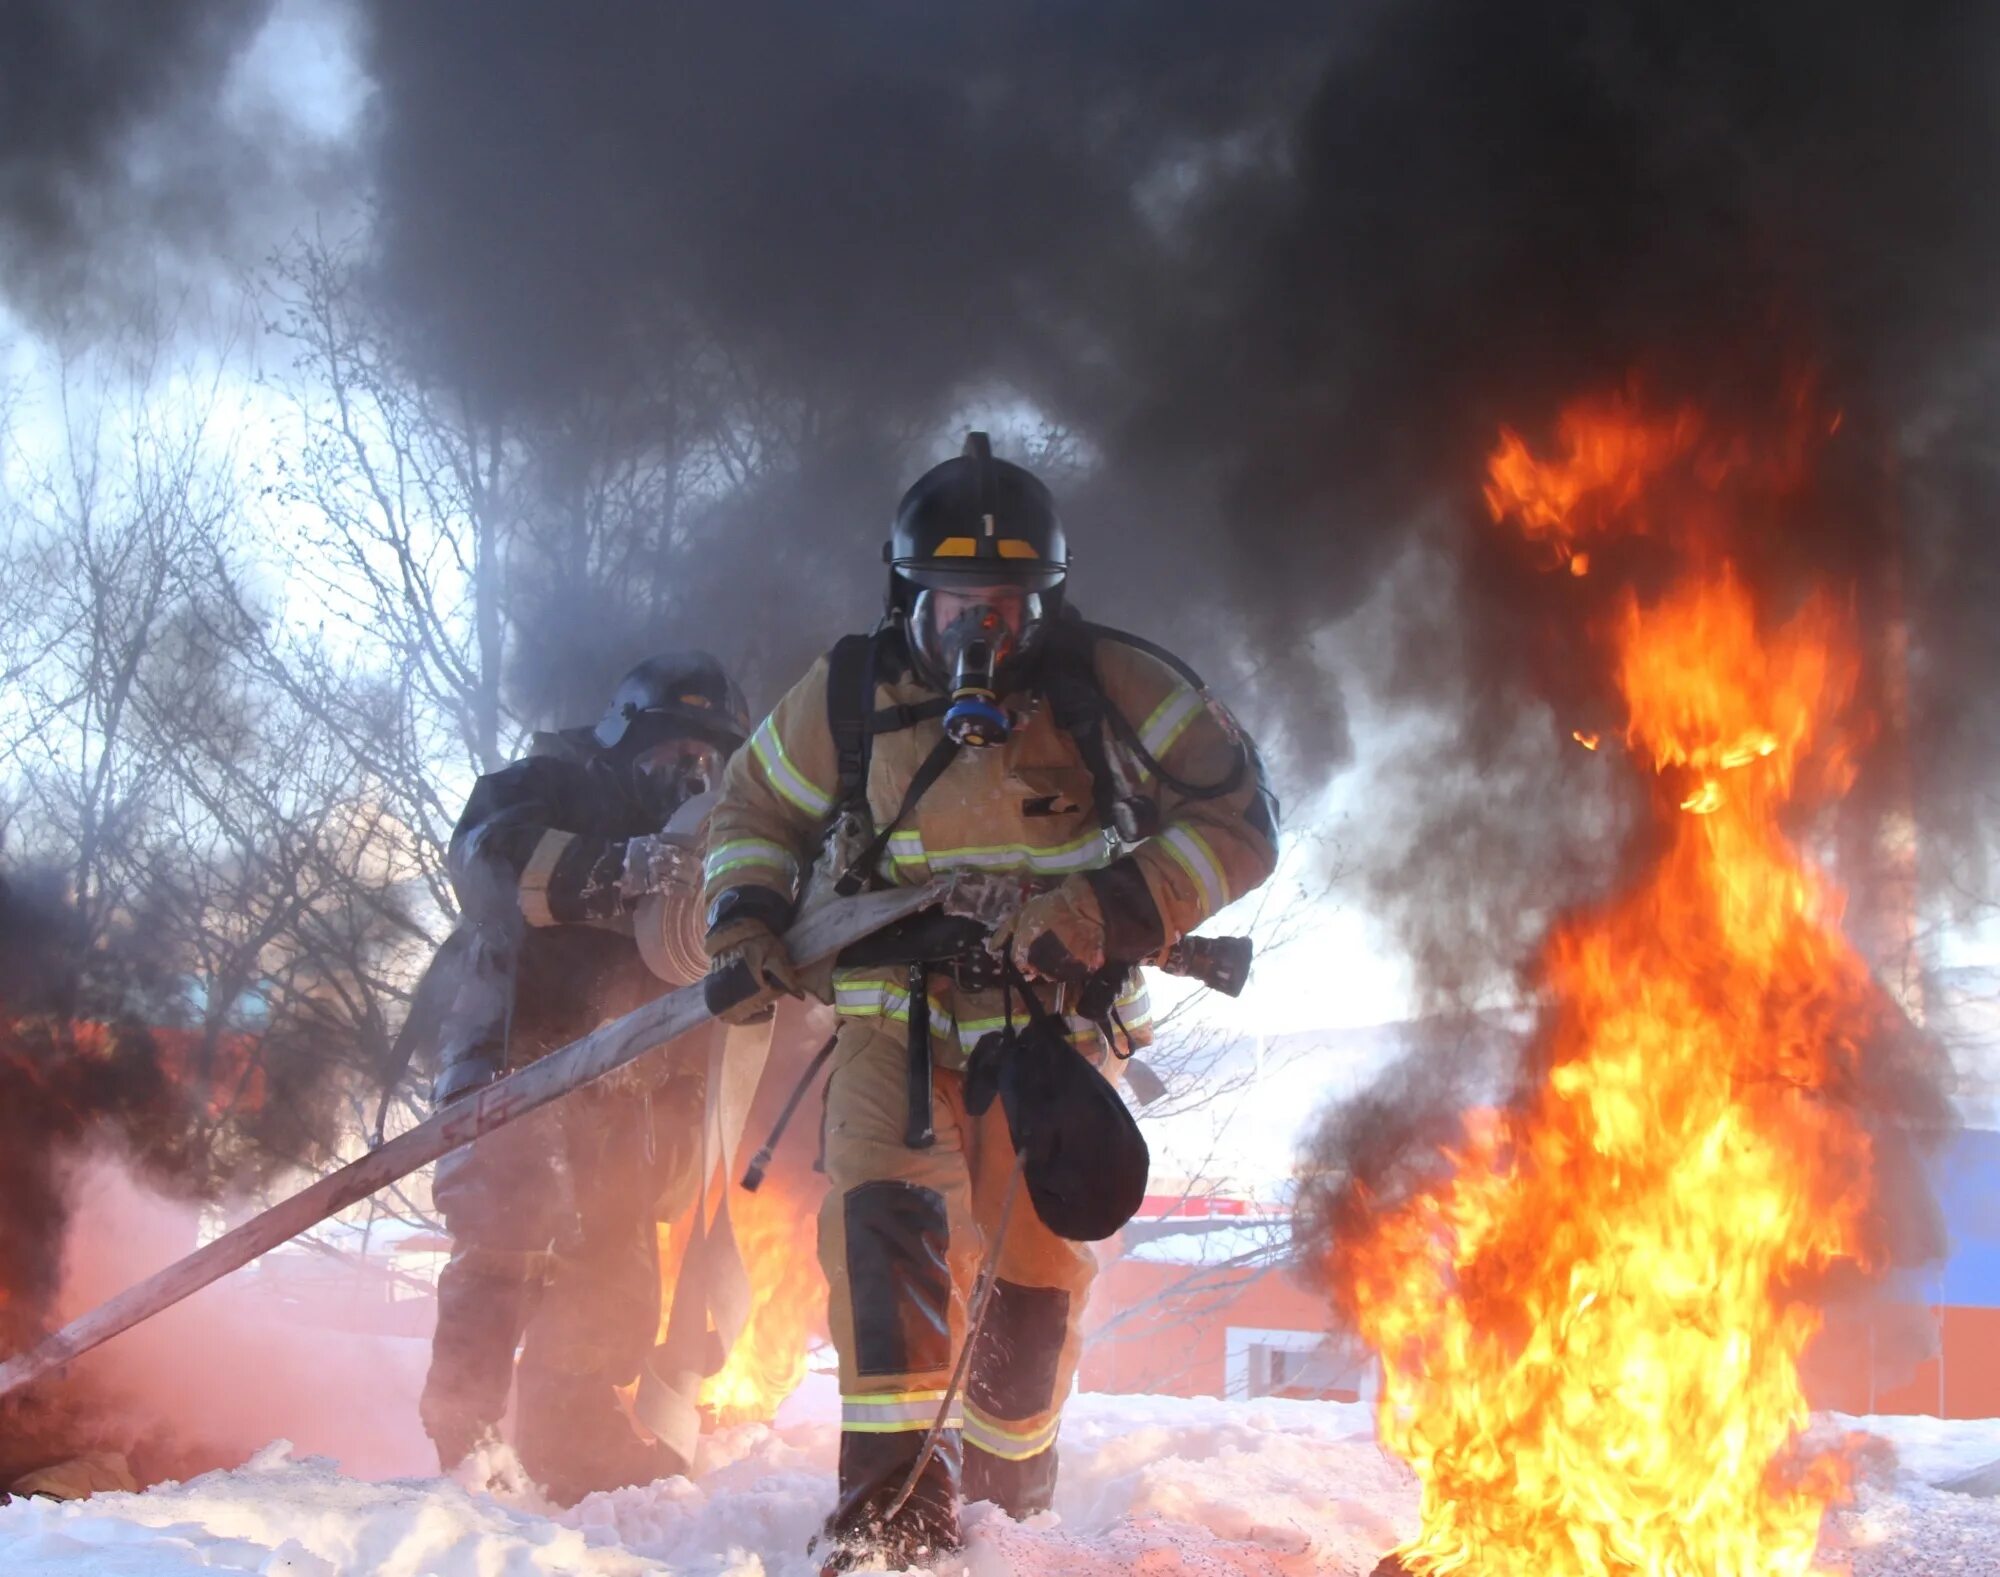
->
[914, 587, 1040, 676]
[632, 740, 720, 809]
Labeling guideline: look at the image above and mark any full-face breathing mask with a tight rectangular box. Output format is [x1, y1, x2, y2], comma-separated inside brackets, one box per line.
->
[916, 591, 1039, 748]
[629, 738, 723, 822]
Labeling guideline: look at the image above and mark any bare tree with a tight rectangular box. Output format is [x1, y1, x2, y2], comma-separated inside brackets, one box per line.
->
[0, 326, 413, 1185]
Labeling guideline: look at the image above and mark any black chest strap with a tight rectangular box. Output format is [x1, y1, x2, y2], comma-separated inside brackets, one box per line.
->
[834, 732, 960, 895]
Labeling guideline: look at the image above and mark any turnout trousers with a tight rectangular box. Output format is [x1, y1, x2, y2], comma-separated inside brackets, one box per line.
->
[817, 1017, 1106, 1553]
[420, 1071, 705, 1503]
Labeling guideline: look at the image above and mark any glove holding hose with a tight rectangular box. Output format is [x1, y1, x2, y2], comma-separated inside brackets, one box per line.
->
[988, 859, 1165, 984]
[702, 887, 802, 1025]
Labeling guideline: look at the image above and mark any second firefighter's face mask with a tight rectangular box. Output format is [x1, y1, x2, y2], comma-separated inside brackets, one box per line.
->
[631, 738, 724, 821]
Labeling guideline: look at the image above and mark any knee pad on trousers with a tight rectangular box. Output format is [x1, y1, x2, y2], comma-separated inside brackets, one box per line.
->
[843, 1180, 951, 1377]
[969, 1280, 1070, 1421]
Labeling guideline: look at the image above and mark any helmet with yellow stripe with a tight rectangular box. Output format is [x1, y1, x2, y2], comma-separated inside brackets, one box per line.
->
[886, 431, 1067, 606]
[886, 432, 1068, 693]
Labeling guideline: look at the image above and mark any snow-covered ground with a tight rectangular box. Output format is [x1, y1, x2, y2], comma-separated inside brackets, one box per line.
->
[5, 1381, 2000, 1575]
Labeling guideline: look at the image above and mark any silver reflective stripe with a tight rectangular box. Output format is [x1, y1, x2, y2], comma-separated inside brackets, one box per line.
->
[842, 1392, 961, 1432]
[1140, 684, 1205, 760]
[1113, 978, 1155, 1037]
[518, 830, 574, 928]
[1159, 823, 1229, 917]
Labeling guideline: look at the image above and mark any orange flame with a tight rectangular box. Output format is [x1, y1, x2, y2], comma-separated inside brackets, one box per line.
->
[1342, 395, 1885, 1574]
[654, 1179, 825, 1429]
[1482, 396, 1701, 571]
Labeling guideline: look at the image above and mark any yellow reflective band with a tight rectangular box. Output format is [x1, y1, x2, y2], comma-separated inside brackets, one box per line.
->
[996, 539, 1041, 559]
[931, 536, 978, 557]
[1159, 823, 1230, 918]
[834, 975, 1111, 1052]
[1140, 685, 1205, 761]
[842, 1391, 961, 1432]
[962, 1403, 1061, 1461]
[703, 838, 799, 882]
[750, 718, 834, 818]
[886, 830, 1111, 878]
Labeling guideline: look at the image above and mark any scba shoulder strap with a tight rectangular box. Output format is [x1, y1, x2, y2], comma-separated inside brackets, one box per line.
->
[825, 631, 877, 815]
[825, 626, 952, 893]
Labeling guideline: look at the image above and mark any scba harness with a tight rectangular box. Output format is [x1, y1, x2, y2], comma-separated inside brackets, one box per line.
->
[823, 614, 1253, 895]
[817, 614, 1259, 1170]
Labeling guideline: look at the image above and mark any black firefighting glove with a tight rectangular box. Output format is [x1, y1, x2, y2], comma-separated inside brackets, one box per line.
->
[703, 887, 800, 1025]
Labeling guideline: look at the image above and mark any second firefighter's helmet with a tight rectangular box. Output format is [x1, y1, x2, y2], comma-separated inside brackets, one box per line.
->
[593, 649, 751, 756]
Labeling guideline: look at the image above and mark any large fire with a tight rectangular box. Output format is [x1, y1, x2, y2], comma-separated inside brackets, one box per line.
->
[653, 1178, 825, 1429]
[1341, 395, 1897, 1574]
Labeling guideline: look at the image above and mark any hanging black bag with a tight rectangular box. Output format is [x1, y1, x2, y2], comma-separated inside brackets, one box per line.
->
[963, 997, 1149, 1243]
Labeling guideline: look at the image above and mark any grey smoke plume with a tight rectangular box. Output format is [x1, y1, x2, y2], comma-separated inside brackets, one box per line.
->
[346, 0, 2000, 831]
[13, 1, 1999, 821]
[0, 0, 354, 328]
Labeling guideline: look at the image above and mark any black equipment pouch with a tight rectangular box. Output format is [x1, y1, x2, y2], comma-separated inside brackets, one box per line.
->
[962, 959, 1150, 1242]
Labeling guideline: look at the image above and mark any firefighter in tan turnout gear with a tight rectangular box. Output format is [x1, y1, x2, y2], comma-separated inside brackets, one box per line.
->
[701, 435, 1279, 1568]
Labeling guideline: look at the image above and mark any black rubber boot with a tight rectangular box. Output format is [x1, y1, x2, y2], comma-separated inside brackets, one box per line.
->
[963, 1442, 1058, 1518]
[813, 1430, 964, 1574]
[514, 1362, 689, 1505]
[421, 1254, 538, 1472]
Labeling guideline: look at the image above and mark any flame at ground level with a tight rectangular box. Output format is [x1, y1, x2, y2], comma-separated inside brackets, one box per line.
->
[652, 1179, 826, 1429]
[1335, 400, 1895, 1575]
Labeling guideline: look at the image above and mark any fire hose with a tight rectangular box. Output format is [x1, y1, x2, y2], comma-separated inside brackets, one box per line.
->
[0, 870, 1252, 1407]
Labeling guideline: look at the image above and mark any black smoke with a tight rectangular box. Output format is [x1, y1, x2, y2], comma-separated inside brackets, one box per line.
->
[0, 0, 353, 329]
[13, 1, 1996, 818]
[340, 1, 2000, 826]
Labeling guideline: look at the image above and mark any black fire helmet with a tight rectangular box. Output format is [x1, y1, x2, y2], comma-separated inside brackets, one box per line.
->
[884, 431, 1069, 616]
[593, 649, 752, 757]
